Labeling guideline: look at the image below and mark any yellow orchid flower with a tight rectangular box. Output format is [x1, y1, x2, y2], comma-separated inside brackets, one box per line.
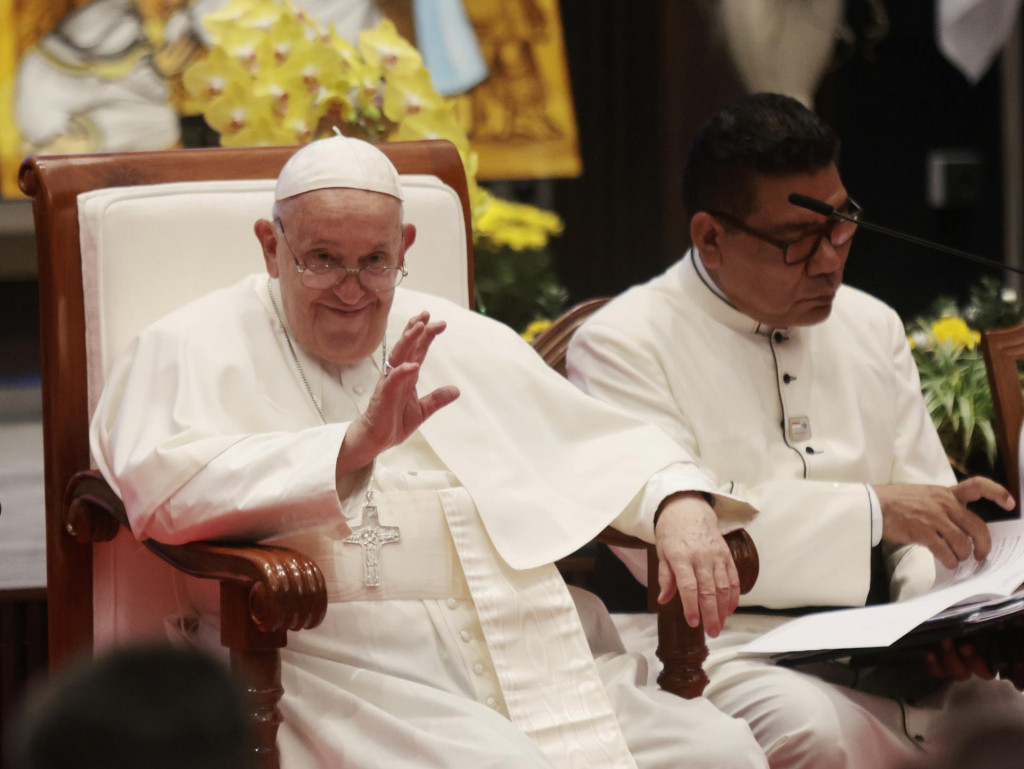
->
[251, 69, 296, 115]
[326, 27, 362, 67]
[204, 82, 278, 138]
[262, 13, 315, 66]
[280, 90, 320, 144]
[931, 316, 982, 350]
[181, 46, 252, 104]
[392, 109, 469, 153]
[203, 0, 285, 45]
[276, 39, 350, 94]
[218, 25, 274, 73]
[349, 62, 385, 116]
[382, 69, 444, 122]
[358, 19, 423, 75]
[225, 111, 296, 147]
[317, 89, 358, 128]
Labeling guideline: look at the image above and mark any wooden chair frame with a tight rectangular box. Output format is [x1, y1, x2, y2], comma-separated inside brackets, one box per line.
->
[982, 321, 1024, 508]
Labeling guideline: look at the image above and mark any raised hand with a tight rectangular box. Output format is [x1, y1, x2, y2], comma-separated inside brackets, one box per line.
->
[877, 477, 1014, 569]
[337, 312, 460, 474]
[654, 491, 740, 638]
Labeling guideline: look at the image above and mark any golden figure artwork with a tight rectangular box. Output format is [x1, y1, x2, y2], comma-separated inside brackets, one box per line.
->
[459, 0, 580, 180]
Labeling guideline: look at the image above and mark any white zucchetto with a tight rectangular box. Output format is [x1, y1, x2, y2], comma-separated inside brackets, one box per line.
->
[275, 135, 404, 202]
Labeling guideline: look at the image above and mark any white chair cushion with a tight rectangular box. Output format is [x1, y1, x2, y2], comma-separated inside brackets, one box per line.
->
[80, 174, 469, 416]
[80, 172, 469, 647]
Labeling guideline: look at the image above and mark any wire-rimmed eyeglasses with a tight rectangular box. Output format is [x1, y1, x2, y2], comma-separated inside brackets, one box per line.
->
[274, 217, 408, 291]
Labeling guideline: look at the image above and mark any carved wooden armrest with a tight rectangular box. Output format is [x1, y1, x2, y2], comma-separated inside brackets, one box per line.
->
[64, 469, 328, 634]
[598, 526, 759, 698]
[64, 469, 327, 769]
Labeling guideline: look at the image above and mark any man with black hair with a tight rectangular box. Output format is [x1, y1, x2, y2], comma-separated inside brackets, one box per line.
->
[569, 92, 1024, 768]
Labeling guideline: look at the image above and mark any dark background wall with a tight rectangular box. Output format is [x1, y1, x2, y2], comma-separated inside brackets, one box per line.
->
[834, 0, 1007, 319]
[551, 0, 1012, 321]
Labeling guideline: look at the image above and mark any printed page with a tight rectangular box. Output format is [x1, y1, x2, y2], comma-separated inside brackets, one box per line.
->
[740, 517, 1024, 655]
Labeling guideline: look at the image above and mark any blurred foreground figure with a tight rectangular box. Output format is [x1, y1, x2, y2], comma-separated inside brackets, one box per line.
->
[6, 643, 253, 769]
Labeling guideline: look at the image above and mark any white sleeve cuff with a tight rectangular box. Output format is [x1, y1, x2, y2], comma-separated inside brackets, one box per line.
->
[867, 484, 883, 546]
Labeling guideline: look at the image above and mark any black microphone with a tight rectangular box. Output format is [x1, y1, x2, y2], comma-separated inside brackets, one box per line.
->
[787, 193, 1024, 277]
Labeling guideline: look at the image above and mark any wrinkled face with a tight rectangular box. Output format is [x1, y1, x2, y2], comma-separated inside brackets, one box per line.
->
[255, 188, 410, 365]
[695, 164, 852, 328]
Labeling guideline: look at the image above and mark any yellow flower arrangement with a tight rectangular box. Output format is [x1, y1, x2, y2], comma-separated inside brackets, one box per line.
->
[183, 0, 548, 240]
[907, 302, 999, 473]
[930, 317, 982, 350]
[477, 198, 564, 251]
[520, 318, 553, 343]
[182, 0, 568, 332]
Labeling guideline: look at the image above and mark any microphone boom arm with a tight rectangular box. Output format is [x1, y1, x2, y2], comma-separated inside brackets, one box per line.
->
[787, 192, 1024, 277]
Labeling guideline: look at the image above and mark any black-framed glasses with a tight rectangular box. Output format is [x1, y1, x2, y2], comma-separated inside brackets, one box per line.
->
[274, 217, 408, 291]
[707, 199, 863, 265]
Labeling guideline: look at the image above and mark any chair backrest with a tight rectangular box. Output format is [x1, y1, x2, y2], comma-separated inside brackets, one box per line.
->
[531, 297, 609, 376]
[982, 321, 1024, 507]
[20, 141, 473, 667]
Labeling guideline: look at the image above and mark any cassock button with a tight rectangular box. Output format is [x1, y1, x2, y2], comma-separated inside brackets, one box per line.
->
[486, 697, 498, 709]
[446, 598, 459, 610]
[353, 384, 366, 396]
[473, 662, 485, 675]
[460, 630, 471, 643]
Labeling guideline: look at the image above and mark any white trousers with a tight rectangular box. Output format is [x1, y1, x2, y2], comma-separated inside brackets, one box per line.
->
[274, 589, 768, 769]
[615, 614, 1024, 769]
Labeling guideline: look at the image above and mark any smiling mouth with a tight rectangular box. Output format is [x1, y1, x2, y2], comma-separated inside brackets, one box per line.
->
[804, 292, 837, 304]
[324, 303, 372, 315]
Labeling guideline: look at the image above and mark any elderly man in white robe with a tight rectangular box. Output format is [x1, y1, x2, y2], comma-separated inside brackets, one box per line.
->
[568, 92, 1024, 769]
[90, 135, 769, 769]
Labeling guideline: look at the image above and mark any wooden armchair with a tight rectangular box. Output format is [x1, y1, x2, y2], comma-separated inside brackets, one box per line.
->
[20, 140, 474, 769]
[981, 321, 1024, 508]
[533, 298, 760, 698]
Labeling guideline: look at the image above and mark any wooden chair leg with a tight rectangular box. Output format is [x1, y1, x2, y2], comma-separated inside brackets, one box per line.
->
[647, 530, 759, 699]
[655, 595, 710, 698]
[221, 582, 287, 769]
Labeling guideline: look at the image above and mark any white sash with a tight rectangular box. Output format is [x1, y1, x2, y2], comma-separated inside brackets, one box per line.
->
[439, 487, 638, 769]
[271, 488, 638, 768]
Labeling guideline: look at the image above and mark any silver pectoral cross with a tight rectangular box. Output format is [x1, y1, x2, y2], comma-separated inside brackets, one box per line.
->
[343, 504, 401, 587]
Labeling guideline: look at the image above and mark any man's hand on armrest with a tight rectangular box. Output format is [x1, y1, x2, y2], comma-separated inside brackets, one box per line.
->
[336, 312, 460, 478]
[876, 477, 1014, 570]
[654, 491, 739, 638]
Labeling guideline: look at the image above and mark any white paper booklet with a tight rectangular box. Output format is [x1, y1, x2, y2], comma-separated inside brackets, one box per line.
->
[740, 517, 1024, 656]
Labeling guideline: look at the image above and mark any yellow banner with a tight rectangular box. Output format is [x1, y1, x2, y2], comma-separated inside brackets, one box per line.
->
[458, 0, 581, 180]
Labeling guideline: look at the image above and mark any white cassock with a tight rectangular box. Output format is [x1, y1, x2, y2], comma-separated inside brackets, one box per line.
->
[91, 274, 767, 769]
[568, 252, 1024, 769]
